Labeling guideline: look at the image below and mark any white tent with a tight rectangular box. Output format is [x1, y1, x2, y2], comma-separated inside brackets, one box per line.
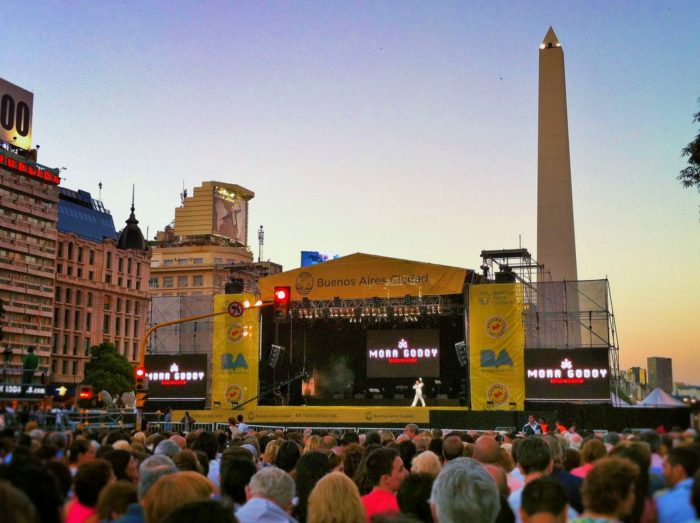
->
[639, 388, 687, 408]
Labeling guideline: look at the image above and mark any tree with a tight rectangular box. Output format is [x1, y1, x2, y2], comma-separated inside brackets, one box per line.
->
[83, 342, 134, 395]
[678, 100, 700, 192]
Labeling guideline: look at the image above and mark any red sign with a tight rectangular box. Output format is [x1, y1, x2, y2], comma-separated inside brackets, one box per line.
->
[0, 150, 60, 185]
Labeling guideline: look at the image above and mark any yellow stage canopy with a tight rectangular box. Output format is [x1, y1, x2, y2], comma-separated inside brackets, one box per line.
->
[258, 253, 470, 301]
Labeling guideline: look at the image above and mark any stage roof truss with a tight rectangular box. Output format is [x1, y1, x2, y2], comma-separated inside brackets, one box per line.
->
[290, 295, 462, 322]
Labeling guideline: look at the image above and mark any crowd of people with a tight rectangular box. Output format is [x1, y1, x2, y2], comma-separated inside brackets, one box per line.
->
[2, 412, 700, 523]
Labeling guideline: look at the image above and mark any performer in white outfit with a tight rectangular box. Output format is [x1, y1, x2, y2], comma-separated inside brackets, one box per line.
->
[411, 377, 426, 407]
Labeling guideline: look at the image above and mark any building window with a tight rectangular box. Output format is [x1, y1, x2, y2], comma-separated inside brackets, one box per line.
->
[87, 292, 93, 307]
[118, 258, 123, 272]
[55, 286, 62, 302]
[52, 334, 58, 354]
[163, 259, 174, 267]
[64, 309, 70, 326]
[67, 265, 72, 276]
[75, 290, 81, 305]
[178, 258, 188, 265]
[178, 276, 188, 287]
[106, 251, 112, 270]
[214, 258, 222, 265]
[135, 302, 140, 315]
[77, 247, 83, 263]
[77, 268, 83, 278]
[62, 360, 68, 374]
[115, 317, 121, 336]
[85, 338, 91, 356]
[127, 258, 132, 274]
[74, 311, 80, 330]
[127, 279, 132, 289]
[56, 263, 62, 274]
[136, 262, 141, 277]
[126, 300, 131, 314]
[89, 250, 95, 265]
[72, 360, 78, 375]
[163, 277, 174, 288]
[105, 274, 112, 284]
[86, 312, 92, 330]
[135, 281, 140, 290]
[54, 308, 61, 327]
[134, 320, 140, 338]
[65, 288, 71, 304]
[63, 334, 68, 355]
[133, 342, 138, 361]
[118, 276, 123, 286]
[103, 315, 110, 334]
[73, 335, 79, 356]
[149, 277, 159, 288]
[117, 298, 122, 313]
[89, 270, 94, 281]
[57, 242, 63, 258]
[67, 242, 73, 260]
[104, 296, 111, 311]
[193, 275, 204, 287]
[125, 319, 130, 338]
[193, 258, 204, 264]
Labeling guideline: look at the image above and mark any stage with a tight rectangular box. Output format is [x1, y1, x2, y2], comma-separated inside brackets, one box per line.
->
[168, 401, 691, 432]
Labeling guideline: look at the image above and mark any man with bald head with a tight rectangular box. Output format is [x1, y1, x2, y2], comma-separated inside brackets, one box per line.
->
[474, 435, 522, 494]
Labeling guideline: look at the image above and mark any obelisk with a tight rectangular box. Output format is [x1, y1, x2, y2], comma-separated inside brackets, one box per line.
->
[537, 27, 578, 282]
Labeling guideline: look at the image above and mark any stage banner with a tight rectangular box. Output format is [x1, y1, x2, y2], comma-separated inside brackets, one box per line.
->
[469, 283, 525, 411]
[211, 293, 260, 411]
[259, 253, 468, 301]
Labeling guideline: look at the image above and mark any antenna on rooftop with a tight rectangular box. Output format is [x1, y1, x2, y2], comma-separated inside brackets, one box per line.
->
[180, 181, 187, 206]
[98, 182, 103, 200]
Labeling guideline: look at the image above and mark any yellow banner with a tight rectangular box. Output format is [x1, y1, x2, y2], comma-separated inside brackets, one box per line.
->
[175, 406, 430, 425]
[469, 283, 525, 411]
[211, 293, 260, 411]
[258, 253, 468, 301]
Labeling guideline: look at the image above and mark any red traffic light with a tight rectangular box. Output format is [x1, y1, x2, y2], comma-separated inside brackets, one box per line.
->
[274, 287, 290, 303]
[136, 368, 146, 378]
[78, 385, 93, 399]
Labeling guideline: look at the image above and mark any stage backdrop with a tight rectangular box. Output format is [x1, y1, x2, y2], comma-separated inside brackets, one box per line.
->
[469, 283, 525, 411]
[211, 293, 260, 411]
[258, 253, 468, 301]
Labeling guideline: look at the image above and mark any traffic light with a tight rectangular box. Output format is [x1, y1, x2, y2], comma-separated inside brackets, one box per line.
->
[77, 384, 93, 409]
[135, 367, 149, 393]
[273, 286, 291, 320]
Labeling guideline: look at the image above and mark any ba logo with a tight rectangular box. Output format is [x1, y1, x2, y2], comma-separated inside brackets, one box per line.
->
[295, 272, 314, 295]
[485, 316, 507, 338]
[487, 383, 509, 406]
[221, 353, 248, 371]
[480, 349, 514, 369]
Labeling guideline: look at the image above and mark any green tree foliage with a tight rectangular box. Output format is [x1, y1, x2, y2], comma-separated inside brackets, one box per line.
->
[83, 342, 134, 394]
[678, 100, 700, 192]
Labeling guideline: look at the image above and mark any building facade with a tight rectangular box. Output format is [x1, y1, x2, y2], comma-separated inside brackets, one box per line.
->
[647, 356, 673, 393]
[52, 188, 150, 384]
[0, 146, 60, 382]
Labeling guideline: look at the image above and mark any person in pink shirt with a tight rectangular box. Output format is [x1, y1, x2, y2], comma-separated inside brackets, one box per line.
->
[65, 459, 115, 523]
[361, 447, 408, 522]
[570, 438, 606, 478]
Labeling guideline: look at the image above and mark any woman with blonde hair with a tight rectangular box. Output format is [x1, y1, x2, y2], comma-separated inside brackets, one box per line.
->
[410, 450, 442, 478]
[307, 471, 365, 523]
[304, 435, 322, 453]
[142, 471, 214, 523]
[261, 439, 281, 466]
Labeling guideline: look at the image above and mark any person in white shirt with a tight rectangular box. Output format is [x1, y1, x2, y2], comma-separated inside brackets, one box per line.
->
[411, 378, 426, 407]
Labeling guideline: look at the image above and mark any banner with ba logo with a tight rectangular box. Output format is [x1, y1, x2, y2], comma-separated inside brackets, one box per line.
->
[469, 283, 525, 410]
[212, 293, 260, 411]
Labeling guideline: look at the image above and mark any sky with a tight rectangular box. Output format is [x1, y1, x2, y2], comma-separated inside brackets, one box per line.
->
[3, 1, 699, 382]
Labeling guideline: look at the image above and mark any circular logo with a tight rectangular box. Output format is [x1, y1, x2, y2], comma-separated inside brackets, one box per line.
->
[478, 291, 491, 305]
[487, 383, 509, 406]
[365, 411, 374, 421]
[226, 324, 244, 343]
[247, 410, 255, 421]
[485, 316, 507, 338]
[227, 301, 244, 317]
[295, 272, 314, 295]
[225, 384, 244, 406]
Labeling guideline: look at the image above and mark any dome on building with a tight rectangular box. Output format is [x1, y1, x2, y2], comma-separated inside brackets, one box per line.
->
[117, 191, 148, 251]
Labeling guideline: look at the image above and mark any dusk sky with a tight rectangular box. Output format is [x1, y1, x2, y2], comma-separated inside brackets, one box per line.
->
[4, 1, 699, 382]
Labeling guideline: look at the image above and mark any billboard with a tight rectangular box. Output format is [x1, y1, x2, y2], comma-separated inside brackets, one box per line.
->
[144, 354, 208, 403]
[300, 251, 340, 267]
[524, 348, 610, 401]
[366, 329, 440, 379]
[1, 78, 33, 150]
[212, 187, 247, 245]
